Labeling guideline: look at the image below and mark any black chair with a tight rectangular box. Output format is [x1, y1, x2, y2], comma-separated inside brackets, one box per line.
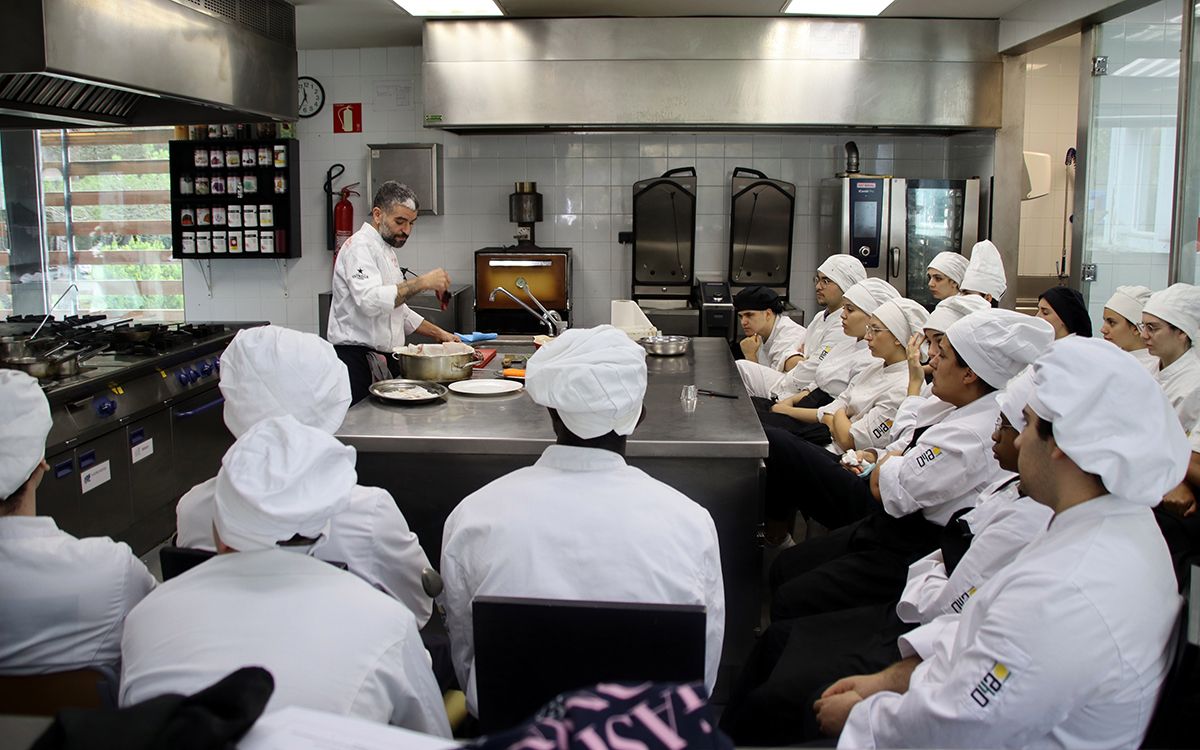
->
[159, 545, 217, 581]
[0, 664, 118, 716]
[472, 596, 707, 733]
[1141, 561, 1199, 748]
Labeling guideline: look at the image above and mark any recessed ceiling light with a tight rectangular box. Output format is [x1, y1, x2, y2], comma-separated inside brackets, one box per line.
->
[782, 0, 895, 16]
[393, 0, 504, 17]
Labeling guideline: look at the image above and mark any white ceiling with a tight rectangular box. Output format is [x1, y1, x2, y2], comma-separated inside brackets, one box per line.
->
[293, 0, 1031, 50]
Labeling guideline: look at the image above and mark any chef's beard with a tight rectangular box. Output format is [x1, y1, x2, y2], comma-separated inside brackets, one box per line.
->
[379, 224, 409, 248]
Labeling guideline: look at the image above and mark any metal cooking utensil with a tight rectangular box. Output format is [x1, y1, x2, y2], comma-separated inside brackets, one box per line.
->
[638, 335, 691, 357]
[28, 284, 78, 341]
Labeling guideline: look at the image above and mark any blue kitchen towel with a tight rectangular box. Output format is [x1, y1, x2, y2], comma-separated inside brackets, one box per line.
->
[457, 331, 499, 343]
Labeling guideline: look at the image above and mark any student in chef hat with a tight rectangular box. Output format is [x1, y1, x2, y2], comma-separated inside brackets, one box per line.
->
[1036, 286, 1092, 339]
[441, 325, 725, 715]
[175, 324, 434, 623]
[0, 370, 155, 673]
[818, 255, 869, 297]
[926, 252, 968, 302]
[1141, 283, 1200, 432]
[960, 240, 1006, 306]
[1102, 285, 1157, 372]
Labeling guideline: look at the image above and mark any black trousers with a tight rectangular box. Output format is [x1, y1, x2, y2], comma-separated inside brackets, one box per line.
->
[764, 426, 879, 529]
[1154, 506, 1200, 586]
[768, 509, 943, 620]
[719, 602, 910, 746]
[334, 344, 402, 405]
[753, 390, 835, 444]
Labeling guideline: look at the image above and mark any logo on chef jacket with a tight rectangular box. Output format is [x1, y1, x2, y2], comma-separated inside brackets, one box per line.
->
[969, 661, 1011, 708]
[914, 446, 942, 468]
[352, 266, 368, 280]
[950, 586, 977, 614]
[871, 419, 894, 440]
[817, 345, 834, 361]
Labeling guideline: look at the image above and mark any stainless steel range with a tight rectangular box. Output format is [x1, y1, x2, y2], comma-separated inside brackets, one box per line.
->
[1, 318, 265, 554]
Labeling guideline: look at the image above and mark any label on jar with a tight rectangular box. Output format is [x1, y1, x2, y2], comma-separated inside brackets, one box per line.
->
[196, 207, 211, 226]
[273, 144, 287, 168]
[196, 232, 211, 253]
[243, 205, 258, 227]
[179, 207, 194, 226]
[225, 149, 240, 167]
[243, 231, 259, 253]
[273, 174, 286, 194]
[207, 124, 221, 139]
[259, 204, 274, 227]
[179, 175, 194, 195]
[260, 231, 274, 254]
[209, 150, 223, 168]
[195, 176, 210, 195]
[181, 232, 196, 254]
[212, 230, 228, 253]
[193, 148, 208, 167]
[221, 124, 235, 139]
[213, 176, 227, 195]
[212, 207, 226, 226]
[228, 230, 243, 253]
[241, 147, 256, 164]
[227, 205, 242, 227]
[243, 174, 257, 194]
[257, 147, 271, 166]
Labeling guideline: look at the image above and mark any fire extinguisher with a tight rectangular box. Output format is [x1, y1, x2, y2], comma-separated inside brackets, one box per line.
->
[333, 182, 360, 258]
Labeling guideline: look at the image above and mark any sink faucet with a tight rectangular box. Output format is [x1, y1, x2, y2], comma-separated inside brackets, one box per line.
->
[489, 286, 566, 336]
[514, 277, 568, 336]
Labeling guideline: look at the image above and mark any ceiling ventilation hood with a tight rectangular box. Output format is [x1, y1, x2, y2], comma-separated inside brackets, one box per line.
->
[422, 18, 1002, 132]
[0, 0, 298, 130]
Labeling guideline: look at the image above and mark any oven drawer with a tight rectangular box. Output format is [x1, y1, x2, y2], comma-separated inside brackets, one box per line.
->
[171, 387, 233, 498]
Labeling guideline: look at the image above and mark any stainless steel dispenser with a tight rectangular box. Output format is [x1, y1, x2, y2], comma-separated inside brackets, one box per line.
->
[728, 167, 796, 301]
[631, 167, 697, 302]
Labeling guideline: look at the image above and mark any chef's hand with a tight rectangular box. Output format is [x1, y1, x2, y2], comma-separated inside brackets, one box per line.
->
[906, 333, 926, 381]
[842, 449, 876, 474]
[740, 334, 762, 360]
[420, 268, 451, 294]
[822, 672, 888, 701]
[813, 690, 863, 737]
[1161, 482, 1198, 517]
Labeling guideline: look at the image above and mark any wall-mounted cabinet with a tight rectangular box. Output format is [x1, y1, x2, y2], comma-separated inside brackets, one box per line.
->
[169, 139, 301, 260]
[367, 143, 443, 215]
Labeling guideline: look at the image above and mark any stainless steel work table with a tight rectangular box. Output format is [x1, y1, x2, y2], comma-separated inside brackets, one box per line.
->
[338, 337, 768, 694]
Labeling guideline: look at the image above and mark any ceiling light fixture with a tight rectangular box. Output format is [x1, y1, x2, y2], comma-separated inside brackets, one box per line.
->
[782, 0, 895, 16]
[393, 0, 504, 17]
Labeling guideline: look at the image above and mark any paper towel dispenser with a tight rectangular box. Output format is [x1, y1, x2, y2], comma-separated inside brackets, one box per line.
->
[1022, 151, 1052, 201]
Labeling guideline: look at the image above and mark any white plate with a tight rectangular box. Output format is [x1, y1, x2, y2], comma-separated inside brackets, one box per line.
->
[449, 379, 524, 396]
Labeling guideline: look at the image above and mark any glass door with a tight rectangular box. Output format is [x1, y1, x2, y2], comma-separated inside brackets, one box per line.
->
[905, 179, 973, 310]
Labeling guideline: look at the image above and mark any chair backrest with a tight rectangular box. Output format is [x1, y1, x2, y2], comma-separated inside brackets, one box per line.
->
[159, 545, 216, 581]
[472, 595, 706, 733]
[0, 664, 118, 716]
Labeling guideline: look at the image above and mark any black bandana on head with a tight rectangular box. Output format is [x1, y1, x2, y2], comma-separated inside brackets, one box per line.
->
[734, 285, 783, 313]
[1039, 286, 1092, 337]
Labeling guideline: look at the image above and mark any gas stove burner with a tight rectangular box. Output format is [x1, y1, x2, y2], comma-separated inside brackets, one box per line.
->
[63, 314, 106, 327]
[179, 323, 228, 338]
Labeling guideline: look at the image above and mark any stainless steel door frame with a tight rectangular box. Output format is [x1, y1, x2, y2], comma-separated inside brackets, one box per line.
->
[887, 178, 907, 294]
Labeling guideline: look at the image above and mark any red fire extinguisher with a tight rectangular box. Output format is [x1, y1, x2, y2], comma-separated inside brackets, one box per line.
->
[333, 182, 360, 260]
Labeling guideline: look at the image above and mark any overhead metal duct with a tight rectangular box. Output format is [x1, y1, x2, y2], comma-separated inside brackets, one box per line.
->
[422, 17, 1002, 132]
[0, 0, 298, 130]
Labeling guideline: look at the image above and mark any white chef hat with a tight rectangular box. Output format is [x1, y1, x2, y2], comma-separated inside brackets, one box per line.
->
[213, 415, 356, 552]
[0, 370, 52, 499]
[1143, 283, 1200, 344]
[960, 240, 1007, 300]
[925, 294, 990, 334]
[220, 325, 352, 438]
[842, 278, 900, 315]
[996, 367, 1035, 432]
[1104, 285, 1153, 327]
[1029, 337, 1190, 505]
[945, 309, 1055, 389]
[927, 252, 968, 286]
[817, 255, 868, 294]
[874, 298, 930, 343]
[526, 325, 648, 440]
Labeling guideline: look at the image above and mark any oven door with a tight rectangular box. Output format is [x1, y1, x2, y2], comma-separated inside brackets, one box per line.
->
[170, 387, 233, 499]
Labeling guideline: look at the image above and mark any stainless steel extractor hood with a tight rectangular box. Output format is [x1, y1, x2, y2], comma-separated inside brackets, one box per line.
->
[422, 17, 1002, 132]
[0, 0, 298, 130]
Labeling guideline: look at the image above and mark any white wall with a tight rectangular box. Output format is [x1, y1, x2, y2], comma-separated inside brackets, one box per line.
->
[1019, 36, 1081, 278]
[182, 46, 967, 332]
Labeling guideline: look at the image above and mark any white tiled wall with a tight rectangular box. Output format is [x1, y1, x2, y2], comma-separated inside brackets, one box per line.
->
[1019, 36, 1080, 278]
[183, 46, 969, 332]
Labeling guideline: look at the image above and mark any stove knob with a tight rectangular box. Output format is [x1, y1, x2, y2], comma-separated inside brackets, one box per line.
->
[95, 397, 117, 417]
[187, 367, 200, 383]
[213, 356, 220, 372]
[199, 360, 214, 377]
[177, 370, 189, 386]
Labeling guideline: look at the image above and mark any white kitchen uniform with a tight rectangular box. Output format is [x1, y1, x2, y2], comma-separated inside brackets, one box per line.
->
[1130, 346, 1159, 375]
[840, 496, 1179, 750]
[1156, 350, 1200, 431]
[815, 359, 910, 451]
[896, 478, 1052, 624]
[175, 482, 433, 624]
[803, 338, 875, 399]
[887, 393, 949, 449]
[327, 222, 425, 351]
[877, 393, 1008, 525]
[768, 309, 855, 400]
[440, 444, 725, 714]
[120, 549, 450, 736]
[735, 315, 807, 397]
[0, 517, 155, 674]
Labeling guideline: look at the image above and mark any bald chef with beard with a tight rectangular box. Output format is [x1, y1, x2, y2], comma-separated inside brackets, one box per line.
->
[328, 180, 458, 404]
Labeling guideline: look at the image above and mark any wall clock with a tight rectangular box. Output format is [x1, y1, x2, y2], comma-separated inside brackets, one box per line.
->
[298, 76, 325, 118]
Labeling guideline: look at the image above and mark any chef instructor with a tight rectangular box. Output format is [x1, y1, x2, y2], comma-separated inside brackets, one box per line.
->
[328, 181, 459, 404]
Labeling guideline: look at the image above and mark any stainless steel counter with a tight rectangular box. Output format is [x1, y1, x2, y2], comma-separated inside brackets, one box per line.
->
[337, 338, 767, 458]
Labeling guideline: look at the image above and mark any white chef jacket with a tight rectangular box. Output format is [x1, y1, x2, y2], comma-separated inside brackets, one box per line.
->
[1131, 346, 1160, 375]
[0, 516, 156, 674]
[769, 309, 855, 400]
[887, 393, 950, 450]
[175, 480, 433, 625]
[816, 359, 910, 451]
[840, 496, 1179, 750]
[439, 444, 725, 715]
[1156, 350, 1200, 432]
[327, 222, 425, 351]
[736, 315, 808, 398]
[896, 477, 1052, 624]
[120, 549, 450, 736]
[877, 392, 1007, 525]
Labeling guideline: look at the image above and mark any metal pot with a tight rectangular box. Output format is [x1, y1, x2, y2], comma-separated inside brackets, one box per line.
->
[638, 335, 691, 357]
[1, 345, 104, 379]
[391, 349, 480, 383]
[0, 335, 33, 360]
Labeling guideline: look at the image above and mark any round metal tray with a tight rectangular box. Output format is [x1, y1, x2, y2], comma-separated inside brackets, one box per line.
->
[638, 335, 691, 357]
[368, 379, 448, 405]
